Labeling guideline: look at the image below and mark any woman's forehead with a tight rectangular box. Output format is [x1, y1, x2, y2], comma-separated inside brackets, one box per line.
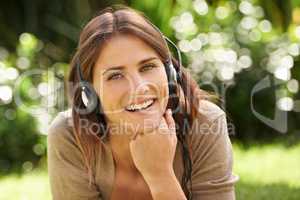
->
[94, 34, 160, 71]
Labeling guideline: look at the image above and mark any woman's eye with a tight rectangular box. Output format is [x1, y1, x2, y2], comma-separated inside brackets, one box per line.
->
[141, 64, 156, 72]
[107, 73, 123, 80]
[107, 64, 157, 81]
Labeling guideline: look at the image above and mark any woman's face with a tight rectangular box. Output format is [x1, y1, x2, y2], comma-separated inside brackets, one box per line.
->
[92, 33, 169, 135]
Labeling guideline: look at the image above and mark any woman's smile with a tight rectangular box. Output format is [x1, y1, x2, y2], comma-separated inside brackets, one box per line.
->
[124, 98, 158, 114]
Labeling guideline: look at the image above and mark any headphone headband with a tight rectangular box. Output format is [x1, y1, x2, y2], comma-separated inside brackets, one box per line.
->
[144, 19, 182, 79]
[76, 60, 84, 81]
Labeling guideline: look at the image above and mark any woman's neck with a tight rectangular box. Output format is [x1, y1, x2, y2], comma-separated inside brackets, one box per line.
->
[108, 133, 139, 173]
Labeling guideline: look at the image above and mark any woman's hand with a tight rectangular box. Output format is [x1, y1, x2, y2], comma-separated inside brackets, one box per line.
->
[129, 109, 177, 180]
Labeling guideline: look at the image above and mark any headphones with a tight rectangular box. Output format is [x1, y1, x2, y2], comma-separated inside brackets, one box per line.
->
[75, 22, 183, 138]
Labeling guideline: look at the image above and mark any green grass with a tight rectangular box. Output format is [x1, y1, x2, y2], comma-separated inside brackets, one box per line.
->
[233, 142, 300, 200]
[0, 143, 299, 200]
[234, 143, 300, 186]
[0, 169, 51, 200]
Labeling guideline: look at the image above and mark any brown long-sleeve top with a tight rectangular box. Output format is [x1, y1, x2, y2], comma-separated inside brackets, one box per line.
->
[47, 100, 239, 200]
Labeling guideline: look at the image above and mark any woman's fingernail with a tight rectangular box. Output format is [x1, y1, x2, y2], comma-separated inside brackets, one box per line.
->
[168, 109, 172, 114]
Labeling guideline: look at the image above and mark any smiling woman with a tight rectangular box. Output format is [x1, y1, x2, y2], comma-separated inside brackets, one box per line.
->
[47, 5, 238, 200]
[92, 33, 170, 135]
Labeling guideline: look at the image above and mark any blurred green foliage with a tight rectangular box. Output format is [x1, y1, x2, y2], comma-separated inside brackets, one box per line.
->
[0, 33, 49, 175]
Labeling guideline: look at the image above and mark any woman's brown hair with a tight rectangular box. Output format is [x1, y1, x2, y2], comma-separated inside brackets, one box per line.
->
[67, 5, 215, 199]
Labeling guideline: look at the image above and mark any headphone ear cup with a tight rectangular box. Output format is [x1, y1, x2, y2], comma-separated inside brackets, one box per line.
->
[79, 81, 99, 114]
[169, 63, 177, 83]
[81, 88, 89, 107]
[165, 62, 177, 83]
[165, 62, 179, 111]
[165, 62, 178, 93]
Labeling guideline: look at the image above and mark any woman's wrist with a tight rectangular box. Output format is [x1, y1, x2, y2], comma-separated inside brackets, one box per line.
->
[143, 170, 187, 200]
[142, 167, 176, 184]
[142, 168, 176, 185]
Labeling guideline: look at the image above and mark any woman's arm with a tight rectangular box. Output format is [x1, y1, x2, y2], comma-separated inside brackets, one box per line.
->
[143, 170, 187, 200]
[129, 109, 187, 200]
[189, 100, 239, 200]
[47, 112, 102, 200]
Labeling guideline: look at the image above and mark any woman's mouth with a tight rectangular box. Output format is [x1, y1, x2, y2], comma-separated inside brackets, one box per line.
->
[125, 98, 157, 112]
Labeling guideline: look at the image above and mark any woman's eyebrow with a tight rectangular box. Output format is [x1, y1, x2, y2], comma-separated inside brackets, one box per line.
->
[102, 56, 159, 75]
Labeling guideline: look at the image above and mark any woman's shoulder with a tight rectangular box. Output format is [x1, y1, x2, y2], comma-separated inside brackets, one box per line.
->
[196, 99, 226, 123]
[47, 109, 75, 147]
[49, 109, 73, 130]
[187, 100, 238, 197]
[187, 98, 229, 144]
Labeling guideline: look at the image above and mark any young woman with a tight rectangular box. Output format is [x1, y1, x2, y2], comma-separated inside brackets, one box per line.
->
[47, 5, 238, 200]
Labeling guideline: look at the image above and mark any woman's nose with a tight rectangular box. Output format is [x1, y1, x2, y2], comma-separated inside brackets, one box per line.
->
[130, 73, 150, 95]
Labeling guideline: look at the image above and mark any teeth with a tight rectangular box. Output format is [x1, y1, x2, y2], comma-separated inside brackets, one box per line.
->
[126, 99, 154, 111]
